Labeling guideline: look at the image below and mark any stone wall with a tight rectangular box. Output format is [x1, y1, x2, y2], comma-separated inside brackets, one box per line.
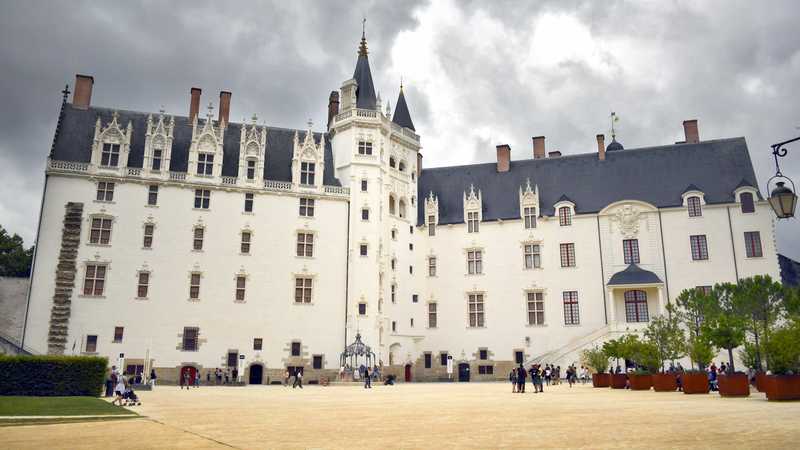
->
[0, 276, 28, 344]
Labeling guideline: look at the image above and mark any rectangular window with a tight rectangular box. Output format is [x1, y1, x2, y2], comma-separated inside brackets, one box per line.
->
[253, 338, 263, 351]
[478, 365, 494, 375]
[83, 264, 106, 296]
[687, 196, 702, 217]
[623, 239, 640, 264]
[524, 244, 541, 269]
[236, 276, 246, 301]
[440, 353, 448, 366]
[744, 231, 763, 258]
[409, 243, 414, 251]
[696, 285, 712, 295]
[410, 318, 414, 328]
[479, 349, 488, 360]
[515, 351, 524, 364]
[313, 355, 323, 369]
[358, 141, 373, 155]
[147, 185, 158, 206]
[113, 327, 124, 343]
[563, 291, 580, 325]
[101, 143, 120, 167]
[89, 217, 112, 245]
[358, 303, 367, 315]
[85, 335, 98, 353]
[392, 321, 396, 332]
[246, 160, 256, 180]
[690, 235, 708, 260]
[189, 273, 201, 299]
[197, 153, 214, 175]
[294, 277, 313, 303]
[362, 208, 369, 221]
[428, 257, 437, 277]
[152, 149, 162, 171]
[467, 250, 483, 275]
[740, 193, 755, 213]
[193, 227, 204, 251]
[299, 198, 315, 217]
[361, 179, 368, 191]
[560, 243, 576, 267]
[291, 342, 301, 356]
[182, 327, 198, 351]
[558, 207, 572, 226]
[409, 265, 413, 275]
[424, 353, 432, 369]
[391, 284, 396, 303]
[296, 233, 314, 257]
[240, 232, 251, 254]
[194, 189, 210, 209]
[428, 215, 436, 236]
[468, 293, 485, 327]
[428, 303, 437, 328]
[524, 206, 537, 229]
[244, 193, 254, 212]
[467, 211, 480, 233]
[136, 272, 149, 298]
[412, 294, 419, 303]
[96, 181, 114, 202]
[527, 291, 545, 325]
[624, 290, 649, 323]
[141, 224, 154, 249]
[300, 162, 315, 185]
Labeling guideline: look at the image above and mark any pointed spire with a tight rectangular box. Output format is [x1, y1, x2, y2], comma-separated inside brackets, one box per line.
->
[359, 18, 368, 56]
[352, 22, 377, 110]
[392, 82, 415, 131]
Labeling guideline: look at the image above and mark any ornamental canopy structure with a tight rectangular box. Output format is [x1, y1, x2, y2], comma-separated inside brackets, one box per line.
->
[340, 333, 376, 369]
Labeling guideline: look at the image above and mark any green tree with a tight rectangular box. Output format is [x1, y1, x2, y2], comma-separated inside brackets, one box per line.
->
[581, 346, 609, 374]
[735, 275, 784, 371]
[602, 338, 623, 371]
[703, 283, 746, 373]
[674, 287, 715, 369]
[761, 319, 800, 375]
[686, 335, 715, 370]
[643, 312, 686, 372]
[0, 225, 33, 277]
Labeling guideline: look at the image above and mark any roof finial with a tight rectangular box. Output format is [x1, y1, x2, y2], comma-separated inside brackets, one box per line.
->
[610, 111, 619, 139]
[400, 75, 404, 92]
[61, 84, 71, 104]
[307, 118, 313, 129]
[358, 18, 368, 56]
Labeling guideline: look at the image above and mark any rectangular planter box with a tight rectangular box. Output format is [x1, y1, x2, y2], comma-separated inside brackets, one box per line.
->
[611, 373, 627, 389]
[764, 375, 800, 401]
[592, 373, 610, 388]
[629, 374, 652, 391]
[652, 373, 677, 392]
[682, 372, 709, 394]
[755, 372, 767, 392]
[718, 373, 750, 397]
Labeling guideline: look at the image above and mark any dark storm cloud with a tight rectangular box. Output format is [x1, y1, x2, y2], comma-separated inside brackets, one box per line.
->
[0, 0, 798, 258]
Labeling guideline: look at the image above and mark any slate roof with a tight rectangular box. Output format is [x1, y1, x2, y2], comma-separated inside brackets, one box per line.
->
[779, 254, 800, 287]
[417, 137, 760, 225]
[50, 104, 341, 186]
[607, 264, 663, 286]
[392, 89, 415, 131]
[353, 43, 377, 110]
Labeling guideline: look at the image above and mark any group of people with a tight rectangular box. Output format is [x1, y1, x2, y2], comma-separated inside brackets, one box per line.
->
[284, 368, 304, 388]
[105, 366, 141, 406]
[509, 363, 593, 393]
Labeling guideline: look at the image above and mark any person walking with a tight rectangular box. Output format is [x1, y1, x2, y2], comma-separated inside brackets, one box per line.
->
[215, 368, 222, 385]
[181, 370, 190, 390]
[149, 368, 157, 389]
[293, 369, 303, 389]
[284, 369, 290, 387]
[112, 374, 127, 406]
[516, 364, 527, 393]
[194, 371, 200, 388]
[509, 367, 518, 393]
[364, 367, 372, 389]
[531, 365, 543, 393]
[544, 365, 552, 385]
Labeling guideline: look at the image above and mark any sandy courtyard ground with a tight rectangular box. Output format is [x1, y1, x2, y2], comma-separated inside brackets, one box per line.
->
[3, 382, 799, 449]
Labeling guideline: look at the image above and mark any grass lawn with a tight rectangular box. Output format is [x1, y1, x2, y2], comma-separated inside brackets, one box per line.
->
[0, 396, 134, 416]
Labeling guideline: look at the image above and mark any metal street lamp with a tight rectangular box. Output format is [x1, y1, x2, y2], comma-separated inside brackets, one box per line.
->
[767, 137, 799, 219]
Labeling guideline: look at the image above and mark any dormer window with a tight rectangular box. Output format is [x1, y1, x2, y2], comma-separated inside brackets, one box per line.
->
[246, 159, 256, 180]
[197, 153, 214, 176]
[740, 192, 755, 213]
[358, 141, 373, 155]
[687, 196, 702, 217]
[300, 162, 315, 185]
[467, 212, 480, 233]
[524, 207, 537, 229]
[151, 149, 162, 171]
[558, 206, 572, 226]
[101, 143, 120, 167]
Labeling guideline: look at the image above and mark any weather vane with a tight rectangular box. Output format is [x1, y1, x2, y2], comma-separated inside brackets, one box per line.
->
[610, 112, 619, 139]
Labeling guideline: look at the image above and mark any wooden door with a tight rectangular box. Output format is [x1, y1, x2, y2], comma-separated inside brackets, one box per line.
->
[404, 364, 412, 382]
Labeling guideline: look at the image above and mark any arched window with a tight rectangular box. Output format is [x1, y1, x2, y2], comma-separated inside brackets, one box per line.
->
[399, 199, 407, 218]
[389, 195, 396, 215]
[389, 157, 396, 169]
[740, 192, 755, 213]
[398, 161, 406, 172]
[687, 196, 702, 217]
[624, 290, 649, 323]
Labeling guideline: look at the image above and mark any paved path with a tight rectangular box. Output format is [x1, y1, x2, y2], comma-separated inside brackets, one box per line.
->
[2, 383, 799, 449]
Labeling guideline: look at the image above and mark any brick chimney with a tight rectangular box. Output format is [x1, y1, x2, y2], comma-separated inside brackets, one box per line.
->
[72, 74, 94, 110]
[189, 88, 201, 122]
[327, 91, 340, 128]
[496, 144, 511, 172]
[532, 136, 545, 159]
[548, 151, 561, 158]
[218, 91, 232, 124]
[597, 134, 606, 161]
[683, 119, 699, 144]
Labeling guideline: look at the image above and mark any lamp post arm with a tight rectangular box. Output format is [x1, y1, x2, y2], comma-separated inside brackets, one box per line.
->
[771, 136, 800, 175]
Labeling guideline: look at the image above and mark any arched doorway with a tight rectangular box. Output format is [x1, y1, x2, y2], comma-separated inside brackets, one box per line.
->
[404, 364, 412, 382]
[458, 363, 470, 382]
[249, 364, 263, 385]
[180, 366, 197, 386]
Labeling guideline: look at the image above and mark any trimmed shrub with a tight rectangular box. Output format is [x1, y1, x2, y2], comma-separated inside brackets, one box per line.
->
[0, 355, 108, 396]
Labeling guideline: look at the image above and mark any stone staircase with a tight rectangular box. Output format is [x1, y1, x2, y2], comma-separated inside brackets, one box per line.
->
[525, 323, 631, 368]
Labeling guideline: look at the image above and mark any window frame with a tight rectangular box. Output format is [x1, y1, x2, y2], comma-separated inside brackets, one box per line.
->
[523, 206, 537, 229]
[194, 189, 210, 209]
[136, 271, 149, 299]
[240, 231, 252, 254]
[299, 197, 315, 217]
[624, 290, 649, 323]
[467, 211, 480, 233]
[296, 232, 314, 257]
[89, 217, 113, 245]
[558, 206, 572, 226]
[687, 196, 702, 217]
[428, 302, 437, 328]
[193, 227, 204, 251]
[300, 161, 315, 185]
[560, 243, 576, 267]
[563, 291, 580, 325]
[740, 192, 755, 214]
[197, 153, 214, 176]
[526, 291, 545, 326]
[235, 275, 246, 302]
[468, 293, 485, 328]
[85, 334, 98, 353]
[113, 326, 124, 343]
[523, 243, 542, 269]
[690, 235, 709, 260]
[744, 231, 763, 258]
[294, 277, 313, 303]
[100, 143, 120, 167]
[83, 264, 107, 297]
[96, 181, 115, 202]
[147, 184, 158, 206]
[189, 272, 201, 300]
[622, 239, 640, 264]
[428, 256, 437, 277]
[244, 193, 254, 213]
[182, 327, 199, 351]
[467, 249, 483, 275]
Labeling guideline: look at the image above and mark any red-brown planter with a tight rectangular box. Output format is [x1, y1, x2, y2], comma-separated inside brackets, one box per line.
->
[718, 372, 750, 397]
[610, 373, 627, 389]
[682, 372, 709, 394]
[755, 372, 768, 392]
[592, 373, 610, 388]
[629, 374, 652, 391]
[764, 375, 800, 401]
[652, 373, 678, 392]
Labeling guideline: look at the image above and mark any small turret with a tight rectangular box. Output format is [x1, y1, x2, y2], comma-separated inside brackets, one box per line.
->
[392, 83, 415, 131]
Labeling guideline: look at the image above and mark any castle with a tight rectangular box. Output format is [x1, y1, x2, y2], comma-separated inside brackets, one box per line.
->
[22, 32, 779, 383]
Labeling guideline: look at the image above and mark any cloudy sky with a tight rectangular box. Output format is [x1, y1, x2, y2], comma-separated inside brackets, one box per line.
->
[1, 0, 798, 258]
